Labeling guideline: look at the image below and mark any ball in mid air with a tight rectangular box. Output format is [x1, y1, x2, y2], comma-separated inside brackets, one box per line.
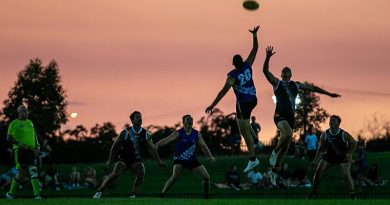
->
[242, 0, 259, 11]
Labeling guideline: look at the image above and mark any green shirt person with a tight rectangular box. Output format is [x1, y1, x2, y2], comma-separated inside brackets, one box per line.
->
[6, 105, 41, 199]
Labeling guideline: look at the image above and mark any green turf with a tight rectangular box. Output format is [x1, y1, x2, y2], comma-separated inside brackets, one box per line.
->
[0, 152, 389, 199]
[0, 198, 389, 205]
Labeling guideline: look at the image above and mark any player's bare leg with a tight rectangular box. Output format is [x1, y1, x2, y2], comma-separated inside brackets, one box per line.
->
[340, 162, 355, 199]
[237, 119, 260, 172]
[129, 162, 145, 197]
[308, 159, 328, 198]
[160, 164, 183, 197]
[93, 161, 126, 198]
[192, 165, 211, 198]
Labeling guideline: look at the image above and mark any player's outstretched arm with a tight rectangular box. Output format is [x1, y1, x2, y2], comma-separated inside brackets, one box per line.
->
[154, 131, 179, 150]
[205, 77, 234, 114]
[245, 25, 260, 66]
[263, 46, 278, 87]
[297, 82, 341, 98]
[197, 133, 216, 163]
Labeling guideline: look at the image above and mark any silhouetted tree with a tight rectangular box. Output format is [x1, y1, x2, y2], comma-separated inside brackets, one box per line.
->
[198, 108, 232, 154]
[295, 81, 330, 135]
[0, 59, 68, 138]
[63, 125, 88, 140]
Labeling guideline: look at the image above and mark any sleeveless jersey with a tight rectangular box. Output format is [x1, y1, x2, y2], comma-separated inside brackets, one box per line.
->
[173, 128, 199, 161]
[274, 80, 299, 114]
[119, 126, 151, 161]
[228, 63, 256, 102]
[324, 128, 348, 157]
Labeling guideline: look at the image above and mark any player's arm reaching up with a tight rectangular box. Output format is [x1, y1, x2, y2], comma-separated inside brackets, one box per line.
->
[197, 133, 216, 163]
[263, 46, 279, 87]
[296, 82, 341, 98]
[245, 25, 260, 66]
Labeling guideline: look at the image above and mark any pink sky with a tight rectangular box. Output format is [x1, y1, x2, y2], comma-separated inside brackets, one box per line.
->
[1, 0, 390, 142]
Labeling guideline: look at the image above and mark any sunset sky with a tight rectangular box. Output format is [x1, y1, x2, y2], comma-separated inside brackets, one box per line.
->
[1, 0, 389, 142]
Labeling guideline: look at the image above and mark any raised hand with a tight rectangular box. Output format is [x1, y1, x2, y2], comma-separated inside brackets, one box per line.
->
[266, 46, 276, 58]
[249, 25, 260, 35]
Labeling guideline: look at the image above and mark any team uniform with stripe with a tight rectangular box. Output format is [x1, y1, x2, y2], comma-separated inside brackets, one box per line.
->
[173, 128, 202, 170]
[322, 129, 349, 165]
[118, 126, 151, 168]
[228, 63, 257, 119]
[273, 80, 299, 128]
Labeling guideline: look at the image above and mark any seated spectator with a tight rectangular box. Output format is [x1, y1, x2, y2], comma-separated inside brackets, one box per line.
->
[278, 163, 292, 188]
[247, 166, 263, 188]
[44, 163, 61, 191]
[290, 167, 311, 187]
[366, 164, 386, 186]
[0, 167, 18, 190]
[84, 165, 97, 188]
[224, 165, 241, 190]
[69, 166, 81, 187]
[261, 170, 273, 188]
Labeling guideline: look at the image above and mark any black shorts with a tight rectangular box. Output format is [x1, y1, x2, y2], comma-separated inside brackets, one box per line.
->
[236, 97, 257, 120]
[273, 109, 295, 129]
[15, 148, 37, 169]
[174, 159, 202, 170]
[322, 154, 348, 165]
[118, 157, 143, 169]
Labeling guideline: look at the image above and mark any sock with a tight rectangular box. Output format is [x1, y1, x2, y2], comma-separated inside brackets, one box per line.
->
[9, 178, 20, 195]
[31, 178, 41, 196]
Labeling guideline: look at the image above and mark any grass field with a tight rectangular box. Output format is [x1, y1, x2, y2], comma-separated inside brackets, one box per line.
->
[0, 152, 389, 202]
[0, 198, 389, 205]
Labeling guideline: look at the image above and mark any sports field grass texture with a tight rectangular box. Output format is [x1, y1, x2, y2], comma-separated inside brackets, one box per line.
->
[1, 198, 389, 205]
[0, 152, 389, 199]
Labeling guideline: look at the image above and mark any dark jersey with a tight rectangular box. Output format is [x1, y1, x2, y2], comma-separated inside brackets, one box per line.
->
[274, 80, 299, 114]
[324, 129, 348, 158]
[173, 128, 199, 161]
[228, 63, 256, 102]
[118, 126, 151, 162]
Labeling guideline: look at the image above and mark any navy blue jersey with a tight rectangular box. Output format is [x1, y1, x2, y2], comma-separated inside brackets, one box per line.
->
[173, 128, 199, 161]
[228, 63, 256, 102]
[119, 127, 151, 161]
[274, 80, 299, 114]
[324, 129, 348, 157]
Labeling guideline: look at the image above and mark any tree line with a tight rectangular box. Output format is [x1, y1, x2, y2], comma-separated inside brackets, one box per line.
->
[0, 59, 389, 164]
